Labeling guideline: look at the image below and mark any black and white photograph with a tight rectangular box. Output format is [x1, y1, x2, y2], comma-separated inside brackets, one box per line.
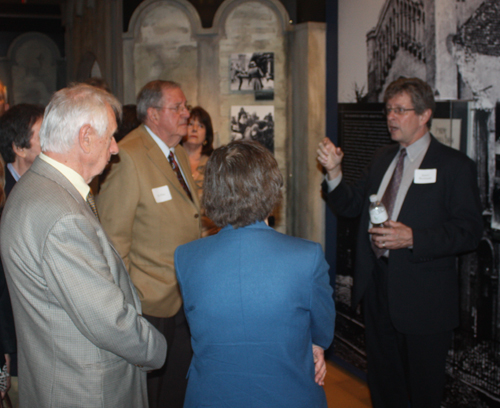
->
[230, 52, 274, 93]
[337, 1, 500, 406]
[230, 105, 274, 153]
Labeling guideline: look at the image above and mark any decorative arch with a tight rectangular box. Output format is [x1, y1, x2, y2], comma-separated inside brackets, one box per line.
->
[7, 32, 61, 65]
[127, 0, 202, 36]
[7, 32, 63, 105]
[123, 0, 203, 103]
[213, 0, 291, 38]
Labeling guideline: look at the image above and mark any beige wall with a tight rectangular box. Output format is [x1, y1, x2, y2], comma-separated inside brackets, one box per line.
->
[66, 0, 327, 243]
[288, 22, 326, 246]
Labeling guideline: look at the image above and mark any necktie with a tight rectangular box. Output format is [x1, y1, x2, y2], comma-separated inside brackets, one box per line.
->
[373, 148, 406, 258]
[382, 148, 407, 220]
[168, 151, 193, 201]
[87, 191, 100, 221]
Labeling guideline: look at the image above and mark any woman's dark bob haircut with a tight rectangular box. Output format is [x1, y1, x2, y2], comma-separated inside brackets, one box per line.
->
[189, 106, 214, 156]
[202, 140, 283, 229]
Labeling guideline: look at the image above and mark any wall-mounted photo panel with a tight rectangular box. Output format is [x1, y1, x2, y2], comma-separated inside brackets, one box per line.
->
[230, 105, 274, 153]
[230, 52, 274, 97]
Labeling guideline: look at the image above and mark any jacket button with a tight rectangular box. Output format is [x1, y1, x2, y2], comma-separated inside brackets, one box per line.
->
[194, 214, 199, 218]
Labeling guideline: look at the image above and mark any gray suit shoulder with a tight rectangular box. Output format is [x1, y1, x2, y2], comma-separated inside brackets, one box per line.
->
[6, 167, 90, 234]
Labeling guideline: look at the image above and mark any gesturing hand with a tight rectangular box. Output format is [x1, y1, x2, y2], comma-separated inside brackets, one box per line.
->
[317, 138, 344, 181]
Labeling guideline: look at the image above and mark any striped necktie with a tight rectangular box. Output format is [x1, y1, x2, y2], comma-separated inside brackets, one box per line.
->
[168, 151, 193, 202]
[373, 148, 406, 258]
[86, 191, 100, 221]
[382, 148, 407, 221]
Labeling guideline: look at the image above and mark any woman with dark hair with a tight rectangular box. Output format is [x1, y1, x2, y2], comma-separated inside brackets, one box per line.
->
[175, 140, 336, 408]
[182, 106, 218, 237]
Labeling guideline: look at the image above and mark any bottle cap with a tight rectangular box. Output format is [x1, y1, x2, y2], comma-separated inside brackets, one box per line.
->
[369, 194, 378, 203]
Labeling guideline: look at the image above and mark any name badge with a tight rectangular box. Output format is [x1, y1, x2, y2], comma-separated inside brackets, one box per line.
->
[414, 169, 437, 184]
[152, 186, 172, 203]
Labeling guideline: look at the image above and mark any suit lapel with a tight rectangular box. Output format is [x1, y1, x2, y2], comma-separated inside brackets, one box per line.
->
[398, 136, 441, 221]
[175, 145, 201, 209]
[138, 126, 199, 209]
[370, 144, 399, 195]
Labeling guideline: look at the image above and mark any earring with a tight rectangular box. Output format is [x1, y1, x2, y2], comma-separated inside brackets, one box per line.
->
[203, 140, 208, 146]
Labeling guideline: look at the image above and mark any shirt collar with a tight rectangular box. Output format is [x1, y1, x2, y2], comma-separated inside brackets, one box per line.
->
[39, 153, 90, 200]
[404, 132, 430, 162]
[144, 125, 174, 158]
[7, 163, 20, 182]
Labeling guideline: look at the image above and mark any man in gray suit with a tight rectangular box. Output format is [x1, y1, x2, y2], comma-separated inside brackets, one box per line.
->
[0, 84, 167, 408]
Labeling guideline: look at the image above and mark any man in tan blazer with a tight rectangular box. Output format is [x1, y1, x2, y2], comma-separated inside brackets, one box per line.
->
[0, 84, 167, 408]
[97, 80, 201, 408]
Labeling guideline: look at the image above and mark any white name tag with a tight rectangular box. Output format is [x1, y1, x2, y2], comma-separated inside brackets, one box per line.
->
[414, 169, 437, 184]
[152, 186, 172, 203]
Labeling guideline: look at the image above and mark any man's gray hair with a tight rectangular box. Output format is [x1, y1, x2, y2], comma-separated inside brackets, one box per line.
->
[40, 84, 122, 154]
[136, 80, 180, 123]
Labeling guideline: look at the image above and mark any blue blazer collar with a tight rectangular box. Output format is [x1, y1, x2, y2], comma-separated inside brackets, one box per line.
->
[220, 220, 270, 232]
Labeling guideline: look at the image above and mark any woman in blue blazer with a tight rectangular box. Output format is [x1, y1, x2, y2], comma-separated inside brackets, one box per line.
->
[175, 140, 336, 408]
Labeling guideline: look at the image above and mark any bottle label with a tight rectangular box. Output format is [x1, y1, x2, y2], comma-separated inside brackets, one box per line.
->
[370, 207, 388, 224]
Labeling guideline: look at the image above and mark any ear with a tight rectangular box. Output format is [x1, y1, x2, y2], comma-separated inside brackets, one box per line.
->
[12, 143, 26, 159]
[420, 109, 432, 127]
[78, 124, 94, 154]
[147, 106, 159, 125]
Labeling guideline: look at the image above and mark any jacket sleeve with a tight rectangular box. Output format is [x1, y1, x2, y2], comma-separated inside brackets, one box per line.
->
[97, 149, 139, 271]
[309, 243, 336, 350]
[323, 161, 374, 220]
[42, 213, 167, 371]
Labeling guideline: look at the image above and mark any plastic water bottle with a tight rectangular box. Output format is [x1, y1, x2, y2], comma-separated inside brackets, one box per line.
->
[369, 195, 388, 226]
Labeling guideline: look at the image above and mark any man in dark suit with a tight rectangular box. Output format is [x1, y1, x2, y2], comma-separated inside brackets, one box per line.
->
[317, 77, 483, 408]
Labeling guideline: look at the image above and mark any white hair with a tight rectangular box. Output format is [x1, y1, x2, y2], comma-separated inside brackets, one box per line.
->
[40, 84, 122, 154]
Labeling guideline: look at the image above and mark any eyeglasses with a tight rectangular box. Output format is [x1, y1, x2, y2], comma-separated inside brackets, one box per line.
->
[384, 107, 416, 116]
[153, 103, 191, 114]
